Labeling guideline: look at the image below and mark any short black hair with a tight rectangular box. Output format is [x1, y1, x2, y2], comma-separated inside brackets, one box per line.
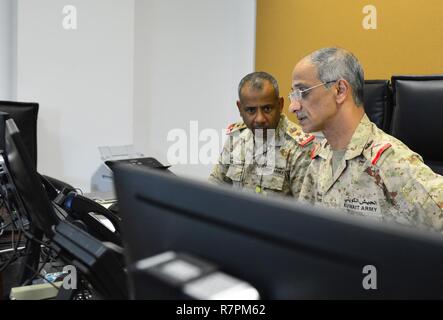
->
[238, 71, 279, 100]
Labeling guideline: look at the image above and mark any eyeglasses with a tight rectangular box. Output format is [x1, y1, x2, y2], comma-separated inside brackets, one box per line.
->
[288, 80, 338, 102]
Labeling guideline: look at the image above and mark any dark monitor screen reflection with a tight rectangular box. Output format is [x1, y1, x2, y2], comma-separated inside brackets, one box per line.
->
[114, 164, 443, 299]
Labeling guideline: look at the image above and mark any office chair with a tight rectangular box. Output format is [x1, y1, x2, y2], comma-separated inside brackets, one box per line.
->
[363, 80, 393, 133]
[390, 75, 443, 175]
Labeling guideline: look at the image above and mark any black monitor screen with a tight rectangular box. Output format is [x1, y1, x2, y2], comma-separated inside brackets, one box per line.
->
[0, 101, 38, 167]
[4, 118, 57, 237]
[114, 164, 443, 299]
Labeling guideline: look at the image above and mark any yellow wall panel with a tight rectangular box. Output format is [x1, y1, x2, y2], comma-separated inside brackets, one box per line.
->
[256, 0, 443, 121]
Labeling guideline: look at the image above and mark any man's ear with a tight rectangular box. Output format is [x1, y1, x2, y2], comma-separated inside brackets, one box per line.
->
[236, 100, 242, 114]
[278, 97, 284, 112]
[336, 79, 350, 104]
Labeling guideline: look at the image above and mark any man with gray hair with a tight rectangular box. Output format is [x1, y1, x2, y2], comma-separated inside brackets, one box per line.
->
[289, 47, 443, 232]
[209, 71, 315, 197]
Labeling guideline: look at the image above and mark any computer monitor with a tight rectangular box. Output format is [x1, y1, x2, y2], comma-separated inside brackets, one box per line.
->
[0, 101, 38, 167]
[113, 164, 443, 299]
[1, 118, 124, 287]
[0, 111, 10, 154]
[0, 118, 59, 284]
[51, 220, 128, 299]
[2, 118, 120, 243]
[2, 118, 58, 237]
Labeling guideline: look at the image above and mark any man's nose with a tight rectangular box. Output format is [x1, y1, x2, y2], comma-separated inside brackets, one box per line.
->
[254, 109, 267, 126]
[288, 99, 301, 113]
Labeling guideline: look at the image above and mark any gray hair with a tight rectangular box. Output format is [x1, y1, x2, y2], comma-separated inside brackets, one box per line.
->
[310, 47, 364, 106]
[238, 71, 279, 100]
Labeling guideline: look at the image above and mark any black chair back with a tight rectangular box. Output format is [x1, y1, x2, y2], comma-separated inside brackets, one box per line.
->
[364, 80, 392, 133]
[391, 75, 443, 175]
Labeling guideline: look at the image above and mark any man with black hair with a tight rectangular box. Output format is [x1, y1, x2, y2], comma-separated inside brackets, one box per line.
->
[210, 71, 314, 197]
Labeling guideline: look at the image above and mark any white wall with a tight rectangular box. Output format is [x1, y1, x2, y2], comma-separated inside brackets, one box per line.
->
[133, 0, 256, 180]
[15, 0, 256, 190]
[0, 0, 14, 100]
[16, 0, 135, 191]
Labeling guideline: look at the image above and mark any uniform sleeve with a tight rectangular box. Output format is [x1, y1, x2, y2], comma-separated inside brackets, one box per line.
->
[288, 142, 314, 198]
[208, 136, 232, 185]
[379, 149, 443, 233]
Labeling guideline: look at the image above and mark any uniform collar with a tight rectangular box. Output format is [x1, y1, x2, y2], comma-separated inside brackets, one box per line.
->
[344, 114, 373, 160]
[316, 114, 372, 160]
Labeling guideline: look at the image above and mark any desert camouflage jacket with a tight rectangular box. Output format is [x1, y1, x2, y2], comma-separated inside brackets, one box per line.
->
[209, 114, 314, 197]
[299, 114, 443, 233]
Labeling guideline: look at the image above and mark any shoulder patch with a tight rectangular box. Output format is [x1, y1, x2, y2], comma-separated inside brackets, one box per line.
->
[310, 143, 320, 159]
[286, 126, 315, 147]
[371, 143, 392, 165]
[226, 122, 247, 135]
[299, 134, 315, 147]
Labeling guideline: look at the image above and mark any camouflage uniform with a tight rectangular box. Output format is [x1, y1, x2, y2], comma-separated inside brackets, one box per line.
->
[209, 114, 315, 197]
[299, 114, 443, 232]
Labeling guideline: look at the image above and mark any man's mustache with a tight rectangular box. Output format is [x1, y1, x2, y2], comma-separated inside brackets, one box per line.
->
[296, 112, 307, 120]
